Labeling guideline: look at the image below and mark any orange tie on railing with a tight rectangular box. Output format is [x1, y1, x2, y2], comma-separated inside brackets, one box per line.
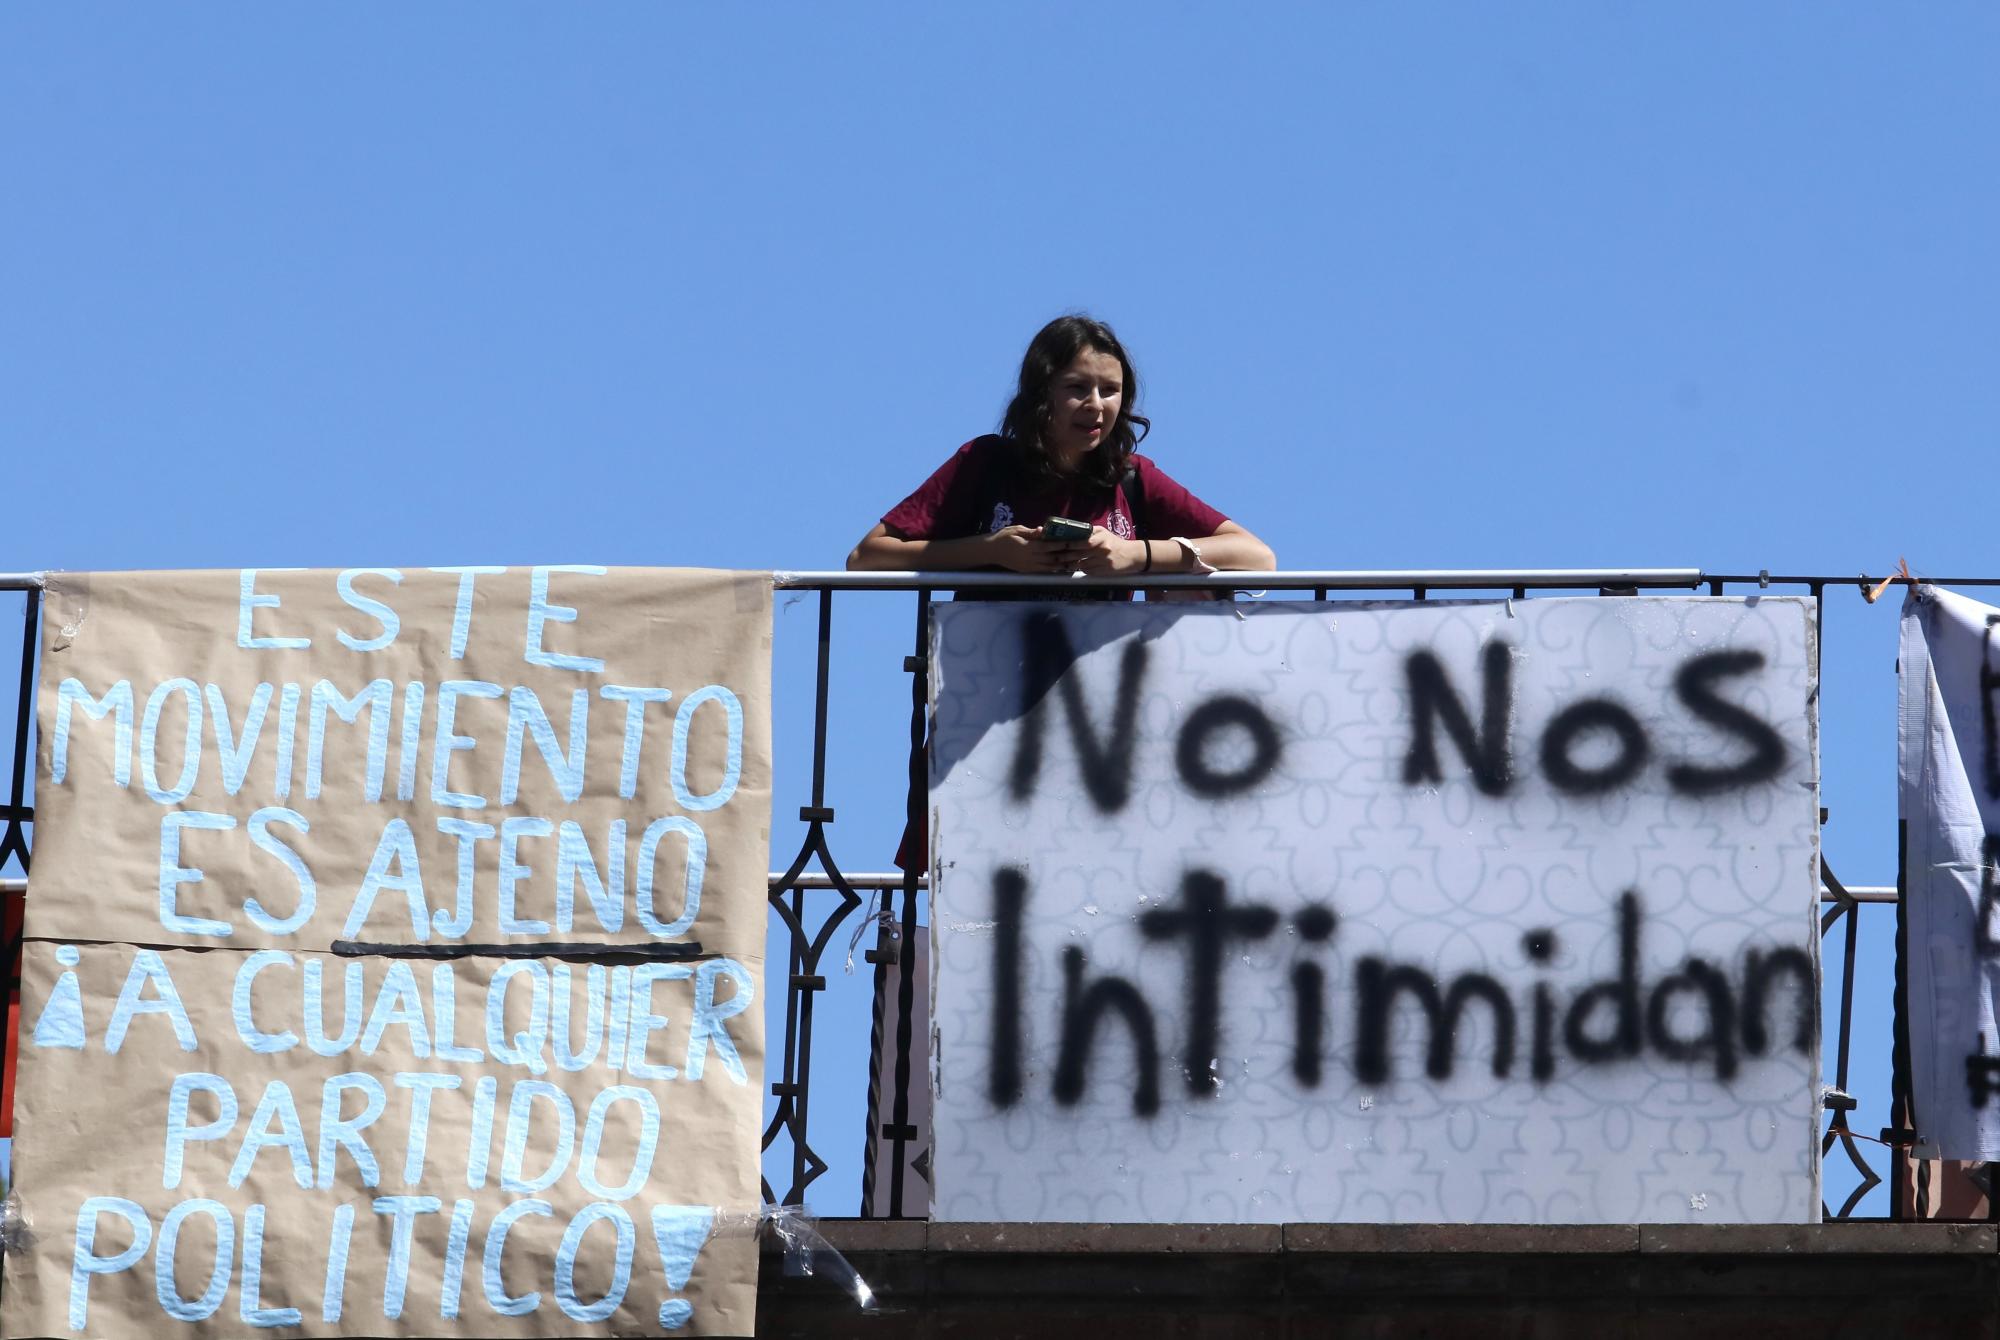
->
[1864, 556, 1915, 604]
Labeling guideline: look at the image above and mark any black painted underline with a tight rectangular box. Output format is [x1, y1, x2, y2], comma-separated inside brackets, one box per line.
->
[330, 939, 706, 962]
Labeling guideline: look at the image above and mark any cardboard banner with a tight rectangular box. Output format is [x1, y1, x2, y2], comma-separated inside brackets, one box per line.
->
[6, 567, 770, 1337]
[929, 597, 1822, 1224]
[1900, 586, 2000, 1160]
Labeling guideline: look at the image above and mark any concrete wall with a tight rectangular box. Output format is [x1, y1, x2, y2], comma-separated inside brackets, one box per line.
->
[759, 1221, 1998, 1339]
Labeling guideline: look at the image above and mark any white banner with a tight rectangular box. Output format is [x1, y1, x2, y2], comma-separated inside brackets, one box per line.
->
[929, 597, 1821, 1224]
[1900, 586, 2000, 1160]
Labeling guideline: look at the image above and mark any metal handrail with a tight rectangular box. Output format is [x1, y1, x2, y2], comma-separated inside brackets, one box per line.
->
[0, 875, 1891, 901]
[777, 567, 1707, 591]
[15, 565, 1989, 594]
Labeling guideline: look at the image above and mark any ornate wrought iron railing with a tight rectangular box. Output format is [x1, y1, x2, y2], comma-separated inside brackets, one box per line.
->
[3, 567, 1991, 1223]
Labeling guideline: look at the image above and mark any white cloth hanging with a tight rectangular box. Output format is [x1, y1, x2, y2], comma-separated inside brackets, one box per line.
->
[1900, 585, 2000, 1159]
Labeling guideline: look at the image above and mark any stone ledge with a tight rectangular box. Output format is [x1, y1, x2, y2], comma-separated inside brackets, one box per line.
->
[808, 1218, 931, 1253]
[1284, 1223, 1640, 1254]
[1639, 1222, 1997, 1255]
[927, 1222, 1283, 1253]
[753, 1221, 2000, 1337]
[772, 1220, 2000, 1259]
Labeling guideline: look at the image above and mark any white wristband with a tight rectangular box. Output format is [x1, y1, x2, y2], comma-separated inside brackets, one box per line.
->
[1172, 537, 1217, 575]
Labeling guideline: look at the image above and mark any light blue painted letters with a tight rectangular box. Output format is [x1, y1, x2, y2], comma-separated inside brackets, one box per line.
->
[431, 679, 502, 809]
[335, 568, 403, 653]
[670, 684, 743, 811]
[238, 569, 310, 650]
[525, 564, 607, 672]
[163, 1072, 238, 1189]
[51, 677, 133, 787]
[599, 684, 671, 800]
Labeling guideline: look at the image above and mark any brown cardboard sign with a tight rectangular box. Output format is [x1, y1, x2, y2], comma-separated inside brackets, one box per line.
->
[6, 567, 770, 1337]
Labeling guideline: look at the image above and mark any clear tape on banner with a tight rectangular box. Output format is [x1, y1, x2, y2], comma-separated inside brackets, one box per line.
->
[42, 570, 89, 653]
[711, 1204, 878, 1310]
[0, 1190, 36, 1256]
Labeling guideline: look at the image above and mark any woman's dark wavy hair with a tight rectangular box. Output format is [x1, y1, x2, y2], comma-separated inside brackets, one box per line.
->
[999, 314, 1150, 489]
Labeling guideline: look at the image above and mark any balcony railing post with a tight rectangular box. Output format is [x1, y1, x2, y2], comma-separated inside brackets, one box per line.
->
[884, 589, 932, 1218]
[765, 588, 866, 1207]
[809, 587, 834, 808]
[858, 877, 893, 1219]
[1890, 817, 1915, 1220]
[783, 589, 837, 1204]
[2, 585, 37, 874]
[2, 587, 34, 1033]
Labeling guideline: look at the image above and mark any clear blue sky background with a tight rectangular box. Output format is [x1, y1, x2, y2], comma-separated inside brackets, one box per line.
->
[3, 4, 1995, 1218]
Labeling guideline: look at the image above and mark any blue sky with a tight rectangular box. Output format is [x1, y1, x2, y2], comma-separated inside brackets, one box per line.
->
[4, 4, 1996, 1216]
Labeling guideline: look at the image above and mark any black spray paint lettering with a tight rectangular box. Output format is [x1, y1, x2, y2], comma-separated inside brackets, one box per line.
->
[1053, 945, 1161, 1117]
[1563, 892, 1643, 1063]
[1969, 1055, 2000, 1109]
[1958, 616, 2000, 1104]
[1353, 963, 1515, 1083]
[1009, 613, 1149, 812]
[988, 866, 1028, 1106]
[1138, 869, 1279, 1093]
[1403, 643, 1513, 797]
[1983, 615, 2000, 800]
[990, 873, 1815, 1115]
[1974, 834, 2000, 958]
[1969, 1039, 2000, 1110]
[1290, 905, 1337, 1087]
[1350, 891, 1813, 1087]
[1174, 698, 1283, 799]
[1526, 929, 1560, 1082]
[1739, 946, 1816, 1057]
[1540, 700, 1649, 795]
[1404, 645, 1788, 797]
[1664, 651, 1791, 795]
[1009, 613, 1283, 812]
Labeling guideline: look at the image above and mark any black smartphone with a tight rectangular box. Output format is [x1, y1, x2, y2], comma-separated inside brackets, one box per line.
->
[1041, 517, 1092, 542]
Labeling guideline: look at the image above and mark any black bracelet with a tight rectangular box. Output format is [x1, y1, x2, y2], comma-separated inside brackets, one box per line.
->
[1141, 540, 1153, 574]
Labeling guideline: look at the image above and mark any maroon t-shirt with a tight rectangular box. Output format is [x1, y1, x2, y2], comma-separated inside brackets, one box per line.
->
[882, 436, 1228, 543]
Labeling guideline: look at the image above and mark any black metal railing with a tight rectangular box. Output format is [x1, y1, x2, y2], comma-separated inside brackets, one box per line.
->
[4, 567, 1992, 1223]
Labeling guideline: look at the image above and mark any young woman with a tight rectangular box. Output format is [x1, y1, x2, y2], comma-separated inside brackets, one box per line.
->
[846, 315, 1275, 577]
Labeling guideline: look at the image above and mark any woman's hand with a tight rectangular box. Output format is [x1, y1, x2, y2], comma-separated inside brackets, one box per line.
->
[988, 523, 1138, 575]
[1052, 527, 1146, 576]
[980, 524, 1059, 574]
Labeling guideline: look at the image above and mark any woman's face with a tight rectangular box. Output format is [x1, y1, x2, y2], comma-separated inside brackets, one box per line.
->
[1045, 346, 1124, 472]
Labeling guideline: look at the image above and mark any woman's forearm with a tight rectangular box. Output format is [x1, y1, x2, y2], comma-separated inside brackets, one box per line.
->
[846, 528, 999, 572]
[847, 522, 1275, 575]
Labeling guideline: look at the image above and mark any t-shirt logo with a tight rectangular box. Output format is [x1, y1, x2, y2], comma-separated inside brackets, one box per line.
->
[988, 502, 1015, 533]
